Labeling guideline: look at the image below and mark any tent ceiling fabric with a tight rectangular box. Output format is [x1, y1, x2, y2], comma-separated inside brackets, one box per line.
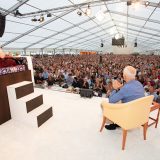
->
[0, 0, 160, 52]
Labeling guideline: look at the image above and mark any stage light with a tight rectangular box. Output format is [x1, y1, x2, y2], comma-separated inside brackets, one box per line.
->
[134, 42, 137, 47]
[38, 15, 44, 22]
[85, 5, 92, 16]
[14, 10, 22, 16]
[31, 16, 37, 22]
[115, 34, 120, 40]
[100, 40, 104, 47]
[47, 13, 52, 17]
[134, 38, 137, 47]
[96, 10, 105, 22]
[133, 1, 140, 9]
[100, 43, 104, 47]
[77, 10, 82, 16]
[145, 1, 150, 7]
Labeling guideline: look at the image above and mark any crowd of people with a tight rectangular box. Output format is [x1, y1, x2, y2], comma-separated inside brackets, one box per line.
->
[32, 54, 160, 101]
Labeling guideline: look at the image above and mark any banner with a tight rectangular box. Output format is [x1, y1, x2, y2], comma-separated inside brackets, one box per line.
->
[80, 51, 96, 55]
[0, 65, 26, 76]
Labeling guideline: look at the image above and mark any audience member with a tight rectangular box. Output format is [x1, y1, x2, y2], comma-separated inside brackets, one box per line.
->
[105, 66, 145, 130]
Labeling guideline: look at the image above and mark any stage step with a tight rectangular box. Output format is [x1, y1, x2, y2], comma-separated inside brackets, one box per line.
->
[19, 93, 43, 113]
[19, 92, 42, 102]
[26, 95, 43, 113]
[7, 81, 32, 88]
[7, 81, 53, 127]
[7, 81, 34, 99]
[28, 105, 53, 127]
[16, 82, 34, 99]
[37, 107, 53, 127]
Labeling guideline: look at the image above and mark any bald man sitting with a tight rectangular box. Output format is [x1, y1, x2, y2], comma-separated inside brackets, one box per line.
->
[105, 66, 145, 130]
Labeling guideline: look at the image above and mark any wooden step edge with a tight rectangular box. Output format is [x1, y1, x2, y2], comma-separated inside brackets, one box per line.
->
[37, 107, 53, 127]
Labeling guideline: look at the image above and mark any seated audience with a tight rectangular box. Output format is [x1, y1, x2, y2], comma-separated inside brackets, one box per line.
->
[32, 54, 160, 100]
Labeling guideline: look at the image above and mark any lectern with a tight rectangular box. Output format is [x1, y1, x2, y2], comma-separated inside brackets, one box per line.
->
[0, 57, 31, 124]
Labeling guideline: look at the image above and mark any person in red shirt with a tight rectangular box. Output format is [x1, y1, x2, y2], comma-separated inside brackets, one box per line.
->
[0, 48, 17, 68]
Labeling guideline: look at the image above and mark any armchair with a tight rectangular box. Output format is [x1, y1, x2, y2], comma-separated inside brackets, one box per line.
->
[100, 95, 154, 150]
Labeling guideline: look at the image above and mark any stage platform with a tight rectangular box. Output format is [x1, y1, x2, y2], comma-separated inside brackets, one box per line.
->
[0, 88, 160, 160]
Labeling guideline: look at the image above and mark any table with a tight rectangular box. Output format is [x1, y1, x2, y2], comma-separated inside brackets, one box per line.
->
[148, 102, 160, 128]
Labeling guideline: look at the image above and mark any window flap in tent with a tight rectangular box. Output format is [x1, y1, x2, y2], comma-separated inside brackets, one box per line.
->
[0, 0, 17, 10]
[150, 8, 160, 20]
[63, 27, 85, 35]
[27, 0, 71, 10]
[107, 2, 127, 13]
[79, 21, 98, 30]
[5, 18, 34, 34]
[15, 35, 46, 44]
[27, 29, 57, 37]
[43, 18, 73, 31]
[145, 22, 160, 30]
[0, 33, 19, 42]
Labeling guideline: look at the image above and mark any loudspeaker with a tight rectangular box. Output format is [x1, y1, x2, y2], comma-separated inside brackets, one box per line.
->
[79, 88, 93, 98]
[134, 42, 137, 47]
[0, 14, 6, 37]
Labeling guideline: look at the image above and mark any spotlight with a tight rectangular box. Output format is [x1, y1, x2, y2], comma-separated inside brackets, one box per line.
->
[134, 39, 137, 47]
[145, 1, 150, 7]
[40, 16, 44, 22]
[100, 43, 104, 47]
[85, 5, 92, 16]
[134, 42, 137, 47]
[14, 10, 22, 16]
[133, 1, 140, 9]
[77, 10, 82, 16]
[47, 13, 52, 17]
[96, 10, 105, 22]
[31, 16, 37, 22]
[38, 15, 44, 22]
[115, 34, 120, 40]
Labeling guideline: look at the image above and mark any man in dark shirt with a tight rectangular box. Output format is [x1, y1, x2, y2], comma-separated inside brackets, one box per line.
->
[82, 78, 89, 89]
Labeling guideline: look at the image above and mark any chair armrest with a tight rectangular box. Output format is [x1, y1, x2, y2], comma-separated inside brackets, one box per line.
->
[101, 101, 126, 110]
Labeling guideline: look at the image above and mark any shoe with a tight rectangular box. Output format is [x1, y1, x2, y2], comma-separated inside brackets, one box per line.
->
[105, 124, 117, 130]
[115, 124, 120, 128]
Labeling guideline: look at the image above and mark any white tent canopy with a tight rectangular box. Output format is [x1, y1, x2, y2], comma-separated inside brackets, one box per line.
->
[0, 0, 160, 54]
